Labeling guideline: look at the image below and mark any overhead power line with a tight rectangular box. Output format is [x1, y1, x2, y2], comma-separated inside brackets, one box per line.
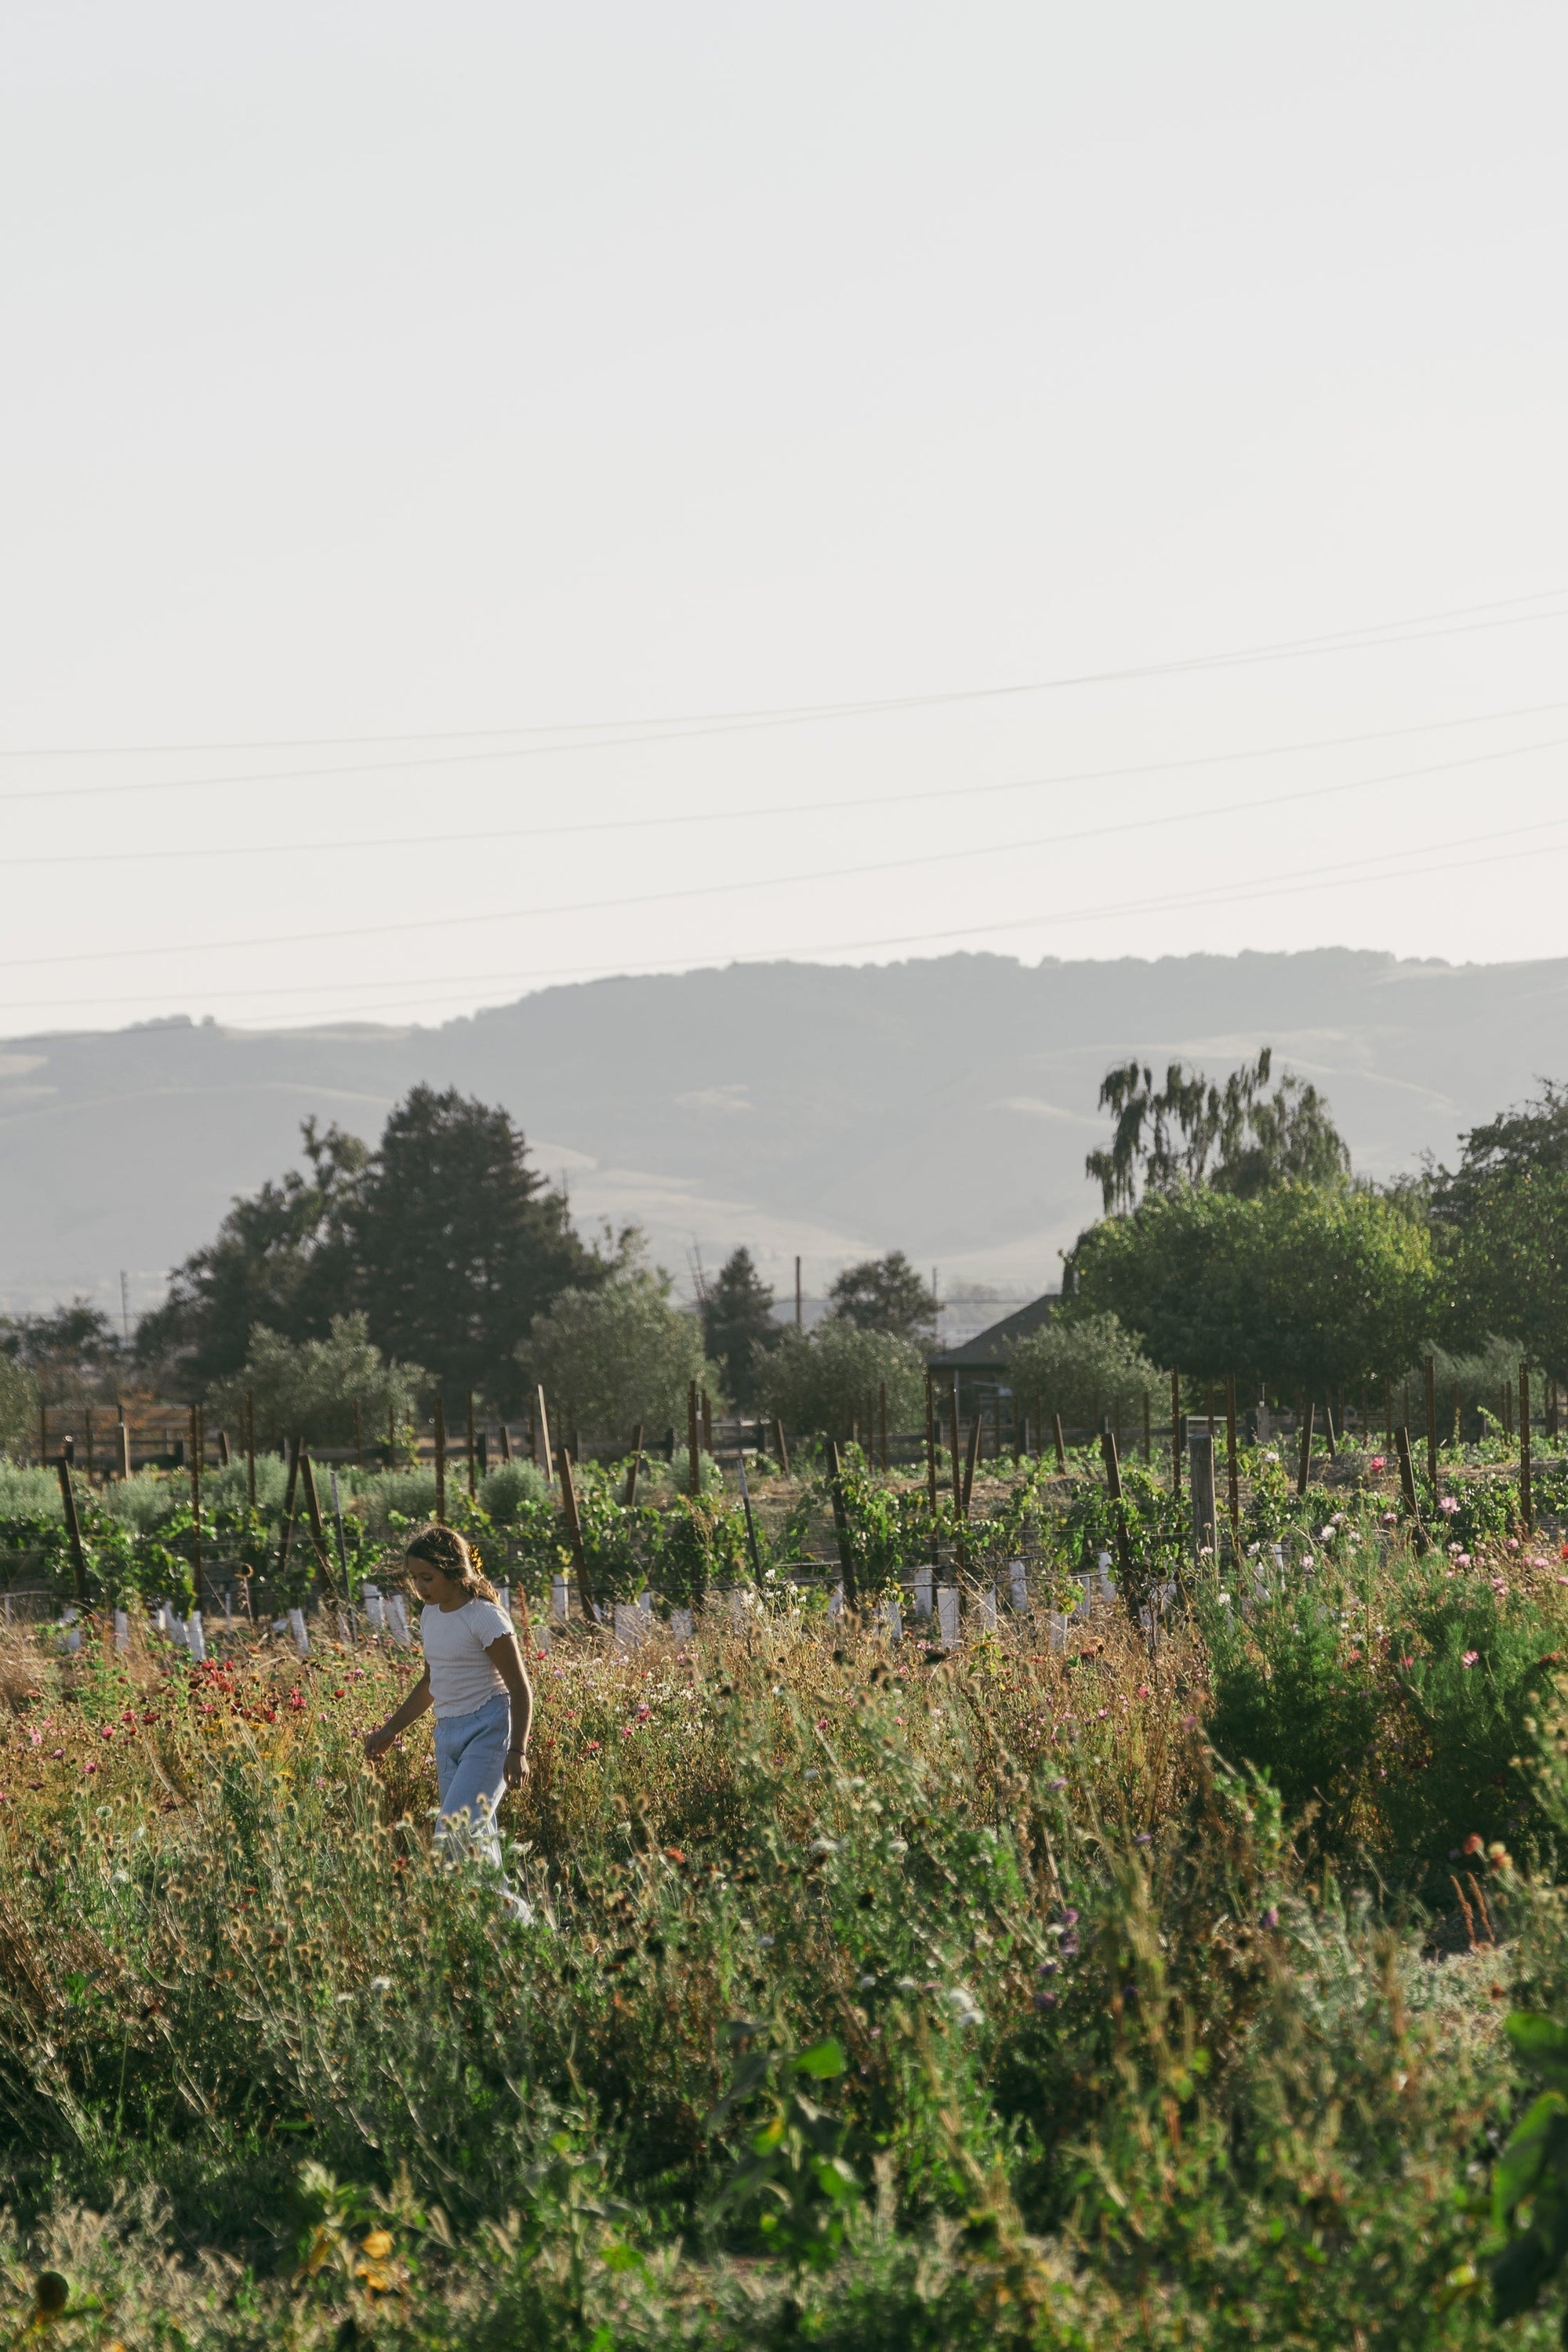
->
[0, 583, 1564, 769]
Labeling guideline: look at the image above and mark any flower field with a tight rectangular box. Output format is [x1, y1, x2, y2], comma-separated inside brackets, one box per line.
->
[0, 1437, 1566, 2344]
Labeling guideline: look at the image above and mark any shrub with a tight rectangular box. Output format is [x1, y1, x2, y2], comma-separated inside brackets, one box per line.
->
[757, 1324, 924, 1439]
[526, 1268, 715, 1441]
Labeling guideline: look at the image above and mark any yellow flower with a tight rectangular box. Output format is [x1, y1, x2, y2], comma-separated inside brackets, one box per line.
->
[361, 2229, 394, 2260]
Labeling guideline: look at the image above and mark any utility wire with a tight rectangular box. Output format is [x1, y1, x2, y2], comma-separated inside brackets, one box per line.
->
[0, 583, 1564, 770]
[2, 693, 1567, 847]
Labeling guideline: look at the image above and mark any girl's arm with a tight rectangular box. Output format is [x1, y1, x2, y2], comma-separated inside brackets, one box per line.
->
[485, 1632, 534, 1786]
[364, 1667, 433, 1760]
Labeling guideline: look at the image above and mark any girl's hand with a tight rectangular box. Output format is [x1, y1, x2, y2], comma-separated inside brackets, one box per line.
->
[504, 1747, 529, 1789]
[363, 1728, 394, 1763]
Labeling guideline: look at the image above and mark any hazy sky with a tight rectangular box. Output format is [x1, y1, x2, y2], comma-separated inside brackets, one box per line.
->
[3, 2, 1566, 1036]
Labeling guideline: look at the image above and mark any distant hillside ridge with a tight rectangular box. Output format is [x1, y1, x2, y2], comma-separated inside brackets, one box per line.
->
[0, 946, 1562, 1316]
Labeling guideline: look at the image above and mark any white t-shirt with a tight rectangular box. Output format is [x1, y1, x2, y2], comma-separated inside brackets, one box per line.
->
[419, 1596, 514, 1720]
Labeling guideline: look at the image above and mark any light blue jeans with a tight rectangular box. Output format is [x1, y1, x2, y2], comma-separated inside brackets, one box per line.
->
[433, 1690, 511, 1872]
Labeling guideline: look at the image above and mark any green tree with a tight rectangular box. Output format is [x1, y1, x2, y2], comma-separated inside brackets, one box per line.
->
[1430, 1083, 1568, 1379]
[1066, 1184, 1434, 1399]
[0, 1356, 38, 1456]
[757, 1323, 925, 1439]
[136, 1118, 368, 1391]
[701, 1247, 779, 1408]
[1086, 1047, 1350, 1213]
[526, 1265, 712, 1443]
[826, 1251, 937, 1345]
[349, 1086, 597, 1410]
[1004, 1311, 1160, 1432]
[208, 1313, 426, 1450]
[0, 1297, 122, 1403]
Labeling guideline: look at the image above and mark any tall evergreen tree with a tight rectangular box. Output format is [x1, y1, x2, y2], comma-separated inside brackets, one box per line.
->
[349, 1084, 594, 1408]
[701, 1247, 779, 1407]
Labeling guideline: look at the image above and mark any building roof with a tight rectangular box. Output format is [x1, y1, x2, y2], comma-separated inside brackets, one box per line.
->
[927, 1291, 1058, 1373]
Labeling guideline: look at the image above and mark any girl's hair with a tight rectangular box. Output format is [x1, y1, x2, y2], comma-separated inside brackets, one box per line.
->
[403, 1523, 498, 1602]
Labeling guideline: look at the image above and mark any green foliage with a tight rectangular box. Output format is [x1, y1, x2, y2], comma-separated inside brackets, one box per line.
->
[1086, 1045, 1350, 1213]
[527, 1263, 714, 1439]
[826, 1251, 938, 1345]
[1068, 1180, 1436, 1395]
[1005, 1310, 1160, 1428]
[208, 1312, 426, 1449]
[706, 2028, 860, 2270]
[758, 1322, 926, 1438]
[0, 1355, 38, 1456]
[1432, 1083, 1568, 1378]
[1490, 2009, 1568, 2325]
[701, 1246, 780, 1409]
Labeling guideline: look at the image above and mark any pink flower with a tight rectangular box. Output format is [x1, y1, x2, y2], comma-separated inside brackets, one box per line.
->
[1439, 1497, 1459, 1515]
[1370, 1455, 1386, 1470]
[585, 1739, 601, 1752]
[1461, 1651, 1479, 1668]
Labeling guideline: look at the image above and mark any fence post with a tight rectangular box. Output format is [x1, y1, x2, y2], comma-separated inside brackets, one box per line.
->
[1425, 1356, 1438, 1490]
[961, 1408, 982, 1519]
[1394, 1425, 1425, 1542]
[773, 1416, 789, 1478]
[557, 1449, 597, 1624]
[1052, 1412, 1067, 1474]
[688, 1381, 701, 1497]
[949, 1380, 963, 1514]
[1521, 1362, 1533, 1534]
[701, 1386, 713, 1460]
[924, 1373, 938, 1534]
[299, 1450, 340, 1595]
[56, 1460, 89, 1607]
[1296, 1400, 1316, 1497]
[623, 1424, 644, 1506]
[535, 1387, 554, 1487]
[1189, 1428, 1216, 1559]
[118, 1402, 132, 1483]
[825, 1439, 858, 1609]
[277, 1438, 302, 1587]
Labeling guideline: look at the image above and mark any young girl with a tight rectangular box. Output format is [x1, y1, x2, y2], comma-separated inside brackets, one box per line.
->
[363, 1525, 533, 1885]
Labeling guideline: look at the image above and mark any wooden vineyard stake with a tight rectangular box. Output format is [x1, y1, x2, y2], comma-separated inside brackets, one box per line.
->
[949, 1381, 963, 1515]
[1101, 1428, 1136, 1609]
[1322, 1401, 1337, 1461]
[623, 1424, 644, 1506]
[924, 1374, 938, 1530]
[688, 1381, 701, 1497]
[1225, 1374, 1240, 1552]
[1296, 1400, 1315, 1498]
[118, 1402, 132, 1483]
[245, 1392, 256, 1508]
[1053, 1412, 1068, 1474]
[1424, 1356, 1438, 1491]
[277, 1438, 302, 1587]
[1394, 1425, 1425, 1542]
[1171, 1370, 1181, 1495]
[298, 1451, 340, 1595]
[56, 1458, 89, 1607]
[701, 1387, 713, 1459]
[190, 1404, 203, 1599]
[961, 1407, 982, 1519]
[825, 1439, 858, 1609]
[879, 1381, 888, 1472]
[216, 1428, 230, 1468]
[353, 1399, 363, 1468]
[535, 1387, 554, 1486]
[1521, 1362, 1533, 1533]
[466, 1392, 477, 1497]
[557, 1449, 597, 1624]
[1189, 1425, 1217, 1561]
[434, 1396, 447, 1523]
[498, 1418, 513, 1462]
[773, 1416, 790, 1478]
